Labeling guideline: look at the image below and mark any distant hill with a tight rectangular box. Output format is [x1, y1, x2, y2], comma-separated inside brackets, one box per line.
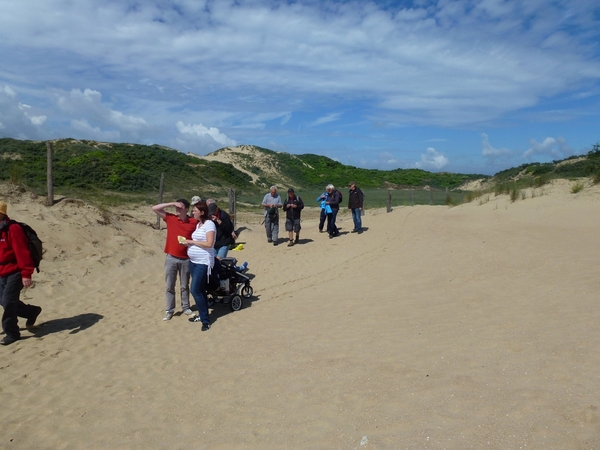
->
[0, 138, 253, 203]
[196, 144, 483, 190]
[1, 138, 598, 205]
[0, 138, 482, 203]
[491, 146, 600, 183]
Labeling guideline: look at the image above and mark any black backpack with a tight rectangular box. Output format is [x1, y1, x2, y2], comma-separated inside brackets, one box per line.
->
[267, 206, 279, 220]
[7, 220, 43, 273]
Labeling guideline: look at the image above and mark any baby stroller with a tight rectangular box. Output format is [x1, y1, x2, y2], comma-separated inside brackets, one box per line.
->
[207, 257, 253, 311]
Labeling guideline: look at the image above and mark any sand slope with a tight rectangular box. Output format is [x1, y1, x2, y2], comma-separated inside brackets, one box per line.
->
[1, 180, 599, 449]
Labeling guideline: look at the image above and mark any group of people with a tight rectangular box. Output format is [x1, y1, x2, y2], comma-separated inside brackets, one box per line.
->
[261, 186, 305, 247]
[0, 183, 363, 344]
[262, 181, 365, 245]
[152, 197, 239, 331]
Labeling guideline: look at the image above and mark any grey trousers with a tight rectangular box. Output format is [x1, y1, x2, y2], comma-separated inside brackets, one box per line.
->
[264, 216, 279, 242]
[164, 254, 191, 313]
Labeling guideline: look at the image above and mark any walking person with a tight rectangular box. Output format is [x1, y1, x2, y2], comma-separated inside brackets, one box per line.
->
[152, 199, 197, 321]
[316, 191, 330, 233]
[347, 181, 365, 233]
[325, 184, 342, 238]
[183, 201, 215, 331]
[261, 186, 283, 246]
[0, 201, 42, 345]
[283, 188, 304, 246]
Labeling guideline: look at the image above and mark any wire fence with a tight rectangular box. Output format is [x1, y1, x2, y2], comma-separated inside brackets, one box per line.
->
[237, 188, 466, 210]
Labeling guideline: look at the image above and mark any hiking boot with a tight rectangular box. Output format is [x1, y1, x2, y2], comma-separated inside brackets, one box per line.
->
[287, 241, 294, 247]
[1, 335, 19, 345]
[189, 315, 202, 322]
[294, 236, 299, 244]
[163, 311, 174, 321]
[201, 323, 211, 332]
[182, 309, 194, 316]
[267, 239, 272, 243]
[26, 306, 42, 329]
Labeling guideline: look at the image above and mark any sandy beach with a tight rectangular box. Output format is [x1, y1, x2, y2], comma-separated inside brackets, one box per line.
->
[1, 180, 599, 449]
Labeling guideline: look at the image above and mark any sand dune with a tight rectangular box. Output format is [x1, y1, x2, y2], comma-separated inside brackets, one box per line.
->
[1, 180, 599, 449]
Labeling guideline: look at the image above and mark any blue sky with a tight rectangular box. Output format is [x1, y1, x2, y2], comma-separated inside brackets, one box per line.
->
[1, 0, 599, 175]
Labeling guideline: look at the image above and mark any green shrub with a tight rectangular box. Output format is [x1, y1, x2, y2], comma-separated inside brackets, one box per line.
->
[510, 186, 520, 202]
[534, 174, 551, 188]
[528, 163, 553, 176]
[571, 181, 584, 193]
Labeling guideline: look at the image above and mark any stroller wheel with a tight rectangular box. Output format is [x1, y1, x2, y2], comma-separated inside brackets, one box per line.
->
[230, 295, 243, 312]
[241, 285, 253, 299]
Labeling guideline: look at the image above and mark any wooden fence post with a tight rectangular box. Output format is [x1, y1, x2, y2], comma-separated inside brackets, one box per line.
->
[409, 189, 413, 206]
[429, 188, 433, 205]
[46, 142, 54, 206]
[228, 188, 236, 230]
[387, 190, 392, 213]
[156, 172, 165, 230]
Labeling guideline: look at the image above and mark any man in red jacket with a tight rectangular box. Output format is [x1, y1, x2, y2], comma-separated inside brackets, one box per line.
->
[0, 201, 42, 345]
[152, 198, 198, 321]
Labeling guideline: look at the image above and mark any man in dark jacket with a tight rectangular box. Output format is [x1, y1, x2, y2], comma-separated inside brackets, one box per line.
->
[0, 201, 42, 345]
[207, 201, 235, 258]
[283, 188, 304, 246]
[347, 181, 365, 233]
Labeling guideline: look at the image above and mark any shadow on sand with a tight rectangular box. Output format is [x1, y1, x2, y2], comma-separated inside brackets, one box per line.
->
[29, 313, 103, 336]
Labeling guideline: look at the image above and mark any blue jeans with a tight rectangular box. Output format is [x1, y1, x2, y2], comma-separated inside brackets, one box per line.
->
[189, 262, 211, 325]
[216, 245, 229, 258]
[351, 208, 362, 231]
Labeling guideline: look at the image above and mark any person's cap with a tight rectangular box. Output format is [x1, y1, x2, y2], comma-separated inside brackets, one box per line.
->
[208, 202, 218, 216]
[190, 195, 201, 205]
[176, 198, 190, 209]
[288, 188, 295, 193]
[0, 201, 7, 215]
[348, 181, 356, 186]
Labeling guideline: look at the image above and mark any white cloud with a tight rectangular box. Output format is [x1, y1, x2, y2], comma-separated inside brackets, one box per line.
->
[310, 113, 342, 127]
[0, 85, 45, 139]
[6, 0, 594, 129]
[231, 111, 293, 130]
[55, 88, 148, 137]
[174, 121, 237, 154]
[524, 137, 574, 159]
[71, 118, 120, 141]
[481, 133, 512, 157]
[358, 152, 400, 169]
[0, 1, 598, 173]
[281, 113, 291, 125]
[176, 121, 236, 147]
[416, 147, 449, 171]
[19, 103, 47, 126]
